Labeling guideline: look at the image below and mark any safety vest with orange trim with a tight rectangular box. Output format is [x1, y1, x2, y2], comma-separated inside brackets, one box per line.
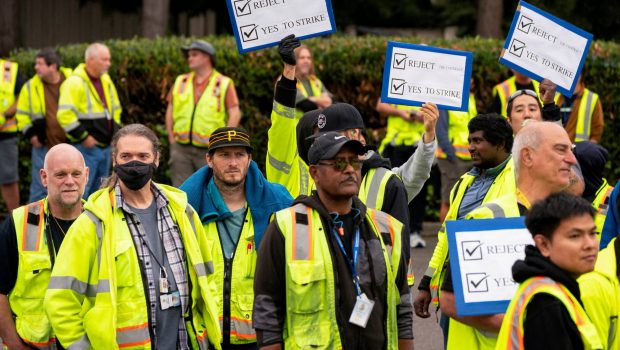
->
[171, 70, 231, 147]
[0, 59, 19, 133]
[573, 88, 600, 142]
[9, 198, 59, 349]
[495, 276, 602, 350]
[358, 166, 415, 286]
[592, 179, 613, 240]
[436, 93, 477, 160]
[274, 203, 403, 349]
[295, 74, 325, 118]
[492, 76, 540, 117]
[204, 208, 257, 344]
[43, 185, 222, 350]
[427, 157, 515, 306]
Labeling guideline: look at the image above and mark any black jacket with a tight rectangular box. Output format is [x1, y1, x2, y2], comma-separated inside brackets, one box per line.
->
[512, 245, 584, 350]
[253, 194, 413, 349]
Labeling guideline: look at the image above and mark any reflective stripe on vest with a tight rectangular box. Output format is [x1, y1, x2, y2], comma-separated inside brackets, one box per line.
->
[497, 276, 602, 350]
[358, 167, 392, 210]
[116, 322, 150, 348]
[10, 199, 58, 348]
[291, 204, 314, 260]
[575, 89, 598, 142]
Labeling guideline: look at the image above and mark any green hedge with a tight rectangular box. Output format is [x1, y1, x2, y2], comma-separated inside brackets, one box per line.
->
[9, 35, 620, 203]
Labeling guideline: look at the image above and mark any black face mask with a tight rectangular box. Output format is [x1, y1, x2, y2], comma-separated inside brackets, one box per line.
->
[114, 160, 156, 191]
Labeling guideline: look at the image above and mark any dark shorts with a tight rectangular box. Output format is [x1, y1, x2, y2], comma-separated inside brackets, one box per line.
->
[0, 137, 18, 184]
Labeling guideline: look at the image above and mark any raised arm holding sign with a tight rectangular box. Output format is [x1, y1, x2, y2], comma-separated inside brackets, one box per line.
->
[225, 0, 336, 53]
[381, 42, 473, 112]
[499, 1, 593, 97]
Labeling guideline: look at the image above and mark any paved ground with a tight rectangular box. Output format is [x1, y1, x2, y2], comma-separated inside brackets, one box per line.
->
[411, 221, 445, 350]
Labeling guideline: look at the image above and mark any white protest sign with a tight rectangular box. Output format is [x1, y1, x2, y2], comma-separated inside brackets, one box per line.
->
[381, 42, 473, 112]
[226, 0, 336, 53]
[500, 1, 592, 97]
[446, 218, 534, 316]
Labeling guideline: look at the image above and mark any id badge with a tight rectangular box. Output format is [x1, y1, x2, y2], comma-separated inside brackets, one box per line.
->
[159, 278, 169, 294]
[160, 291, 181, 310]
[349, 293, 374, 328]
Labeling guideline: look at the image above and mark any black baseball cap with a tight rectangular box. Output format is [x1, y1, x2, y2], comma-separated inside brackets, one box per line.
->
[208, 127, 253, 153]
[316, 103, 365, 133]
[308, 131, 365, 165]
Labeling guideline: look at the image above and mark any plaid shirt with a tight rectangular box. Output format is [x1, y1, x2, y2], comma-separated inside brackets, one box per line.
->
[116, 183, 190, 350]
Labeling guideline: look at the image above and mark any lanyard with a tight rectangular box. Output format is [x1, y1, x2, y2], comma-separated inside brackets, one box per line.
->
[332, 227, 362, 296]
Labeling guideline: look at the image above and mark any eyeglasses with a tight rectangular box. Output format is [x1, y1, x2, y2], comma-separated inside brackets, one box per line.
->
[317, 157, 363, 171]
[507, 89, 538, 104]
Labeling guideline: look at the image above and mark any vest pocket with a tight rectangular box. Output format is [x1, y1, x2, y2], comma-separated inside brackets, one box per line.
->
[15, 251, 51, 297]
[287, 261, 326, 314]
[15, 313, 52, 344]
[115, 239, 136, 287]
[291, 322, 332, 348]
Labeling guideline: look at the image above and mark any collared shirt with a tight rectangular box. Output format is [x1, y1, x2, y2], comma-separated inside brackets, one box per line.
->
[457, 156, 511, 218]
[115, 183, 190, 349]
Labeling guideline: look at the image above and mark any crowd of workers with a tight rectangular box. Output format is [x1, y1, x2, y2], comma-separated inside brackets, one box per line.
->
[0, 31, 616, 350]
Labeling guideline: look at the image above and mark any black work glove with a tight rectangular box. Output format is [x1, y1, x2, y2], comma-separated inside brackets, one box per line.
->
[278, 34, 301, 65]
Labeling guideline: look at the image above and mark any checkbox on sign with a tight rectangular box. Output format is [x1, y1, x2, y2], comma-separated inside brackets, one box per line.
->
[240, 24, 259, 42]
[461, 240, 483, 261]
[234, 0, 252, 17]
[390, 78, 406, 95]
[517, 15, 533, 34]
[509, 38, 526, 58]
[466, 273, 489, 293]
[393, 53, 407, 70]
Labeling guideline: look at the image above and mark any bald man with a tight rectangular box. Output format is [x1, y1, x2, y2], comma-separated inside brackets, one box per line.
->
[0, 143, 88, 349]
[57, 42, 122, 197]
[439, 122, 578, 350]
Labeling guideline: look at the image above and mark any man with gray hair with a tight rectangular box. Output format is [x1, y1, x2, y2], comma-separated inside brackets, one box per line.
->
[57, 42, 122, 197]
[165, 40, 241, 187]
[0, 143, 88, 349]
[438, 121, 577, 349]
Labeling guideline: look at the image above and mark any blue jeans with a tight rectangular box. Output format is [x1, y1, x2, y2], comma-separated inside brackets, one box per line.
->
[75, 144, 111, 198]
[29, 145, 48, 202]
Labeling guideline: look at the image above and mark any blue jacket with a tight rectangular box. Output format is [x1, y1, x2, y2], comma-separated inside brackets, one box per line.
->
[601, 181, 620, 249]
[180, 160, 293, 248]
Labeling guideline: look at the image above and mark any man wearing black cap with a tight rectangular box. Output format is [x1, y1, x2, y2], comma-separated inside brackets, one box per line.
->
[180, 127, 292, 349]
[267, 35, 438, 257]
[254, 131, 414, 350]
[166, 40, 242, 187]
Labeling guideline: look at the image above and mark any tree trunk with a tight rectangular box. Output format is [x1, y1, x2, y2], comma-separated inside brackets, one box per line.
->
[476, 0, 503, 38]
[142, 0, 170, 38]
[0, 0, 19, 56]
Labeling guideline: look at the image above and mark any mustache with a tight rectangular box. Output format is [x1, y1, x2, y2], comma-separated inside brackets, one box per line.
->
[341, 175, 358, 184]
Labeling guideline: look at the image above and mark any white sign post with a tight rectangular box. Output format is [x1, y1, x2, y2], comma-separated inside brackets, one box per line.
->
[381, 42, 473, 112]
[500, 1, 593, 97]
[446, 217, 534, 316]
[226, 0, 336, 53]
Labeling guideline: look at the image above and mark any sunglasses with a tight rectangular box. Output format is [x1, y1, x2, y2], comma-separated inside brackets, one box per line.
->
[507, 89, 538, 104]
[317, 157, 363, 171]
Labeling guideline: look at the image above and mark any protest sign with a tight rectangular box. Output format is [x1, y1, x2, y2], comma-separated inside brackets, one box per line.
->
[500, 1, 593, 96]
[446, 217, 534, 316]
[226, 0, 336, 53]
[381, 42, 473, 111]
